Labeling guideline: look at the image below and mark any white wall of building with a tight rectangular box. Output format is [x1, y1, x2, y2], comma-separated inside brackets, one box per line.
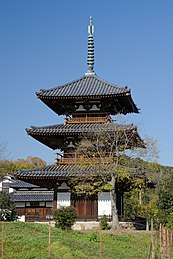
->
[98, 192, 112, 216]
[57, 192, 71, 208]
[2, 177, 14, 193]
[8, 187, 14, 193]
[0, 181, 2, 191]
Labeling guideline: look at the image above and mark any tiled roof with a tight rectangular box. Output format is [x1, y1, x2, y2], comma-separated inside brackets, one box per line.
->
[15, 164, 95, 179]
[11, 180, 39, 189]
[12, 191, 53, 202]
[15, 163, 145, 181]
[26, 122, 143, 150]
[27, 122, 136, 136]
[36, 75, 130, 99]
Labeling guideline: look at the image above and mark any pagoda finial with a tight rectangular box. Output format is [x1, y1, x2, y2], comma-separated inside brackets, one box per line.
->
[85, 16, 95, 76]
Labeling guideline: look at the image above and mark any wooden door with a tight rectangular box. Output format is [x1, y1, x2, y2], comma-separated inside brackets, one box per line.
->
[71, 194, 98, 220]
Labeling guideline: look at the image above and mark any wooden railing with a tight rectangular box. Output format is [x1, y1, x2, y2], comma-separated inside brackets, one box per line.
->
[56, 156, 115, 165]
[65, 116, 111, 124]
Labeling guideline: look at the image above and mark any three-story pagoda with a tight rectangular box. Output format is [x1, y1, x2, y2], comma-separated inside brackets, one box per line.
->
[16, 17, 143, 221]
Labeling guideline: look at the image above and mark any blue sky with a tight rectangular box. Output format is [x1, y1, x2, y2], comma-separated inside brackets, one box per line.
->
[0, 0, 173, 166]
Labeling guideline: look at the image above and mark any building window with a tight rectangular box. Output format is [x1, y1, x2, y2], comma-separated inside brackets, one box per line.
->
[26, 201, 39, 207]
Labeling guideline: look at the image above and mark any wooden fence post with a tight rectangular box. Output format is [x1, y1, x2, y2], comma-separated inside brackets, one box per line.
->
[163, 225, 166, 259]
[160, 224, 163, 259]
[99, 226, 104, 259]
[151, 218, 155, 259]
[159, 224, 173, 259]
[171, 230, 173, 250]
[166, 228, 169, 258]
[48, 221, 51, 259]
[159, 223, 162, 258]
[1, 221, 4, 259]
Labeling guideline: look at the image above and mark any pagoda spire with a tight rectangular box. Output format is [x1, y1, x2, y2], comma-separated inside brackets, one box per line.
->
[85, 16, 95, 76]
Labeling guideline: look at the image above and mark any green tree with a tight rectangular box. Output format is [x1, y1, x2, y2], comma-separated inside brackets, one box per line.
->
[124, 186, 159, 230]
[156, 172, 173, 225]
[69, 125, 147, 229]
[0, 156, 46, 179]
[0, 191, 16, 221]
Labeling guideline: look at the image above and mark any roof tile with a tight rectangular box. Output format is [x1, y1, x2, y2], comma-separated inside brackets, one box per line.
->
[37, 75, 129, 98]
[27, 122, 135, 135]
[12, 191, 53, 202]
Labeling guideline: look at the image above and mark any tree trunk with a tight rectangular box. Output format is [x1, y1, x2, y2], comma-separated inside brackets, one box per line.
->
[110, 177, 120, 230]
[146, 217, 149, 231]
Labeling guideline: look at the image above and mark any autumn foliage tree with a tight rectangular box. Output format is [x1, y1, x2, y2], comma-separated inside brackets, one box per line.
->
[0, 156, 46, 179]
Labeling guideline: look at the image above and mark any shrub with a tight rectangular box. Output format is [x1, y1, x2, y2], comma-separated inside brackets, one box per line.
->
[89, 231, 100, 242]
[166, 212, 173, 229]
[53, 206, 77, 230]
[100, 215, 108, 230]
[0, 192, 16, 221]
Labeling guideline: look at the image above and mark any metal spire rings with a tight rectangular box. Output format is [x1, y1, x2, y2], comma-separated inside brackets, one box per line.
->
[85, 16, 95, 76]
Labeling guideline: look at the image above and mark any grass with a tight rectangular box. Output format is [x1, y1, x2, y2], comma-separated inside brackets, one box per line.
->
[0, 222, 159, 258]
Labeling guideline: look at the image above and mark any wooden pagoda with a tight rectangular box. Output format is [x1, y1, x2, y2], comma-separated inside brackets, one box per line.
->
[15, 17, 143, 221]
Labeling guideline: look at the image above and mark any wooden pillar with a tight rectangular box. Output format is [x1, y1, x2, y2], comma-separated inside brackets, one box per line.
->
[53, 185, 58, 209]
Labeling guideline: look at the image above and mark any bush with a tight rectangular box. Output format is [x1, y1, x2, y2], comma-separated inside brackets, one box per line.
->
[100, 215, 108, 230]
[53, 206, 77, 230]
[166, 212, 173, 229]
[0, 192, 16, 221]
[89, 231, 100, 242]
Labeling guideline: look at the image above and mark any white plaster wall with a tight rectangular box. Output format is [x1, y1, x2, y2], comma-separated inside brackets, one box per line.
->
[0, 182, 2, 191]
[57, 192, 70, 208]
[17, 215, 25, 222]
[98, 192, 112, 216]
[9, 187, 13, 193]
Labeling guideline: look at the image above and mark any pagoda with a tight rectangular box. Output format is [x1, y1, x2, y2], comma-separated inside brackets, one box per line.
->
[16, 17, 143, 221]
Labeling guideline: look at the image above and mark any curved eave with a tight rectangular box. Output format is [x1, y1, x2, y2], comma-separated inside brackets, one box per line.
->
[26, 123, 144, 150]
[14, 164, 91, 181]
[15, 163, 146, 182]
[37, 92, 130, 99]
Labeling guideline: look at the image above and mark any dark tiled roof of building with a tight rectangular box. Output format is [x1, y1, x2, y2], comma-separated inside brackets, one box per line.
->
[15, 163, 145, 182]
[11, 180, 39, 189]
[26, 122, 144, 150]
[12, 191, 53, 202]
[15, 164, 94, 180]
[36, 75, 130, 99]
[26, 122, 136, 136]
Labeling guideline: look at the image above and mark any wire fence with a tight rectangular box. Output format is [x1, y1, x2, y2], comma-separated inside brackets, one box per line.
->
[0, 221, 173, 259]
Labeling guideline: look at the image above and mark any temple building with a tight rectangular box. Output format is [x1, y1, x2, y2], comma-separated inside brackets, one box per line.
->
[15, 17, 143, 222]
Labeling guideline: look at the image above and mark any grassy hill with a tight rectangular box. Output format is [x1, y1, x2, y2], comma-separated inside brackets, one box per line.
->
[0, 222, 157, 259]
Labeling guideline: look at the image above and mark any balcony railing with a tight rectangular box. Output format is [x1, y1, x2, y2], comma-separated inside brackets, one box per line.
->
[65, 116, 111, 124]
[56, 154, 115, 165]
